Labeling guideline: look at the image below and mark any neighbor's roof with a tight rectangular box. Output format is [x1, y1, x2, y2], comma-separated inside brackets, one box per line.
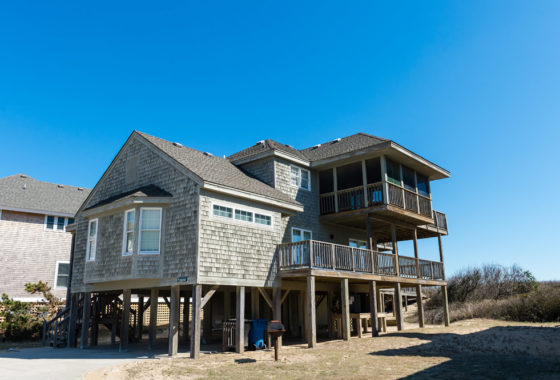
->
[228, 139, 309, 163]
[85, 184, 172, 210]
[300, 133, 389, 161]
[0, 174, 91, 216]
[137, 132, 302, 207]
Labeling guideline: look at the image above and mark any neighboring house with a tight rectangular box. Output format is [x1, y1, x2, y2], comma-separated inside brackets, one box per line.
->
[0, 174, 90, 301]
[59, 131, 450, 357]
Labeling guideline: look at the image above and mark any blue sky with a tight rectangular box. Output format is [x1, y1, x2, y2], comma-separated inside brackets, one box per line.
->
[1, 1, 558, 280]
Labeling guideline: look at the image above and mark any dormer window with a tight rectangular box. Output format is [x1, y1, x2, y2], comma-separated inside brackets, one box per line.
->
[290, 165, 311, 191]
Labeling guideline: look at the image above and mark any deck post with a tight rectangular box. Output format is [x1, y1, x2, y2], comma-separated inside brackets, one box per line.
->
[137, 296, 144, 341]
[79, 292, 91, 349]
[169, 285, 180, 356]
[333, 167, 339, 213]
[190, 284, 202, 359]
[183, 290, 190, 343]
[391, 224, 400, 276]
[251, 287, 260, 319]
[442, 285, 450, 326]
[362, 160, 368, 207]
[273, 286, 283, 347]
[149, 288, 158, 351]
[306, 276, 317, 348]
[394, 283, 403, 331]
[67, 293, 78, 348]
[369, 281, 379, 337]
[413, 227, 421, 278]
[438, 234, 446, 280]
[341, 278, 350, 341]
[327, 290, 333, 338]
[235, 286, 245, 353]
[416, 285, 425, 328]
[120, 289, 131, 352]
[380, 155, 389, 205]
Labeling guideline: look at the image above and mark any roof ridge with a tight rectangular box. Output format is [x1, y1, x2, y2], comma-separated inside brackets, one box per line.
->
[1, 173, 90, 190]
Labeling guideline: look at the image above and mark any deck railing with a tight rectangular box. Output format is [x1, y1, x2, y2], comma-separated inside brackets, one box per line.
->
[320, 180, 437, 223]
[278, 240, 445, 281]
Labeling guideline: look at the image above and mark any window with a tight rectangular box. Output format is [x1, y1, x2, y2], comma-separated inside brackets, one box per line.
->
[349, 239, 367, 249]
[255, 213, 271, 226]
[213, 205, 233, 218]
[86, 219, 98, 261]
[45, 215, 71, 231]
[123, 210, 135, 255]
[235, 209, 253, 222]
[386, 159, 401, 186]
[46, 215, 55, 229]
[290, 165, 311, 191]
[417, 173, 430, 197]
[402, 166, 416, 192]
[139, 208, 161, 254]
[55, 262, 70, 288]
[56, 217, 65, 231]
[292, 227, 312, 242]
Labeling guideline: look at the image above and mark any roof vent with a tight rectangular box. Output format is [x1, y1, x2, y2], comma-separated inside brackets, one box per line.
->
[286, 144, 294, 149]
[20, 174, 28, 178]
[257, 140, 265, 145]
[173, 142, 183, 147]
[78, 187, 84, 191]
[23, 184, 27, 190]
[312, 144, 322, 149]
[333, 138, 342, 143]
[58, 184, 64, 188]
[203, 152, 214, 157]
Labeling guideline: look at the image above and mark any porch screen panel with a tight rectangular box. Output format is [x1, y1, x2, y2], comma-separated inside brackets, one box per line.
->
[386, 158, 401, 185]
[336, 162, 363, 190]
[365, 158, 381, 184]
[319, 169, 334, 194]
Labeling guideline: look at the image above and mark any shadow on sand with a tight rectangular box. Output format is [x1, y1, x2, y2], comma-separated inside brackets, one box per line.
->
[371, 325, 560, 379]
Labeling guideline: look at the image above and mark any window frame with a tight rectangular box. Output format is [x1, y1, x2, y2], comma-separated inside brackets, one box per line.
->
[86, 218, 98, 262]
[54, 261, 70, 289]
[122, 209, 136, 256]
[44, 215, 71, 232]
[254, 213, 272, 226]
[234, 209, 253, 222]
[210, 201, 273, 229]
[138, 207, 162, 255]
[291, 227, 312, 242]
[290, 165, 311, 191]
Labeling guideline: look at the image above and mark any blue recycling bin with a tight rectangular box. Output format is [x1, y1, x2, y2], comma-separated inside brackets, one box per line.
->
[248, 319, 268, 350]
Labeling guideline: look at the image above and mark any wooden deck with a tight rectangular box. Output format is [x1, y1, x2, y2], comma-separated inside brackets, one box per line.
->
[277, 240, 445, 284]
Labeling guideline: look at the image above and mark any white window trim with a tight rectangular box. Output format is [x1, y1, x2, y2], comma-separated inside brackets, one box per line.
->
[290, 165, 311, 191]
[86, 218, 98, 262]
[138, 207, 162, 255]
[44, 215, 70, 232]
[210, 201, 273, 229]
[122, 209, 135, 256]
[54, 261, 70, 289]
[291, 227, 312, 242]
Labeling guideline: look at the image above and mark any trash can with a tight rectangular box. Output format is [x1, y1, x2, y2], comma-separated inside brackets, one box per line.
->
[248, 319, 268, 350]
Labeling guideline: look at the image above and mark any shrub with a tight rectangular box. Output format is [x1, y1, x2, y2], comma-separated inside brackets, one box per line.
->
[0, 294, 43, 341]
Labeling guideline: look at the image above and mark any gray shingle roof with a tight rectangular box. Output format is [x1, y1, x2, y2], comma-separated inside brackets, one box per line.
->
[228, 139, 309, 162]
[86, 184, 172, 210]
[300, 133, 389, 161]
[137, 132, 301, 207]
[0, 174, 91, 216]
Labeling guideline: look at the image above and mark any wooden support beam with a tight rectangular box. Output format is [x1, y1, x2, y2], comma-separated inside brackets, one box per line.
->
[137, 296, 144, 341]
[120, 289, 131, 352]
[163, 297, 171, 309]
[183, 291, 190, 343]
[413, 227, 421, 278]
[416, 284, 425, 328]
[149, 288, 158, 351]
[169, 286, 180, 356]
[315, 293, 325, 308]
[257, 287, 273, 309]
[190, 285, 202, 359]
[90, 299, 97, 346]
[341, 278, 350, 341]
[394, 283, 403, 331]
[79, 292, 91, 349]
[442, 285, 450, 327]
[201, 285, 219, 309]
[273, 286, 282, 347]
[327, 290, 333, 338]
[369, 281, 379, 337]
[438, 234, 446, 279]
[391, 224, 400, 276]
[251, 288, 260, 319]
[235, 286, 245, 353]
[306, 276, 317, 348]
[281, 289, 291, 305]
[67, 294, 78, 348]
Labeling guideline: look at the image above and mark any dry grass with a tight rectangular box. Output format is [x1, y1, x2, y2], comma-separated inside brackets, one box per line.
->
[86, 319, 560, 380]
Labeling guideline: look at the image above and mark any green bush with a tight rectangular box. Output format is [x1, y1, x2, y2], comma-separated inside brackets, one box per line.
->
[0, 294, 43, 341]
